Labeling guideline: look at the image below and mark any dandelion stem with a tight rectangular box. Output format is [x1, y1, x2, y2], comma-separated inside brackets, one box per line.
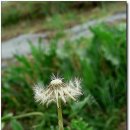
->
[57, 98, 64, 130]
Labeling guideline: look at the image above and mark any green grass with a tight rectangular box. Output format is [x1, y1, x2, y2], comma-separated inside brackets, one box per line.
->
[2, 2, 126, 41]
[2, 1, 102, 27]
[2, 23, 126, 130]
[2, 1, 126, 27]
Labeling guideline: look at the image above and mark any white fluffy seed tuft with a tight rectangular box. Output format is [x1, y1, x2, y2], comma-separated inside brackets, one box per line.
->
[50, 79, 62, 85]
[33, 75, 82, 107]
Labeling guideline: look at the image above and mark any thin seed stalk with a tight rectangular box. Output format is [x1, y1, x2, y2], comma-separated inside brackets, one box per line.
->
[57, 98, 64, 130]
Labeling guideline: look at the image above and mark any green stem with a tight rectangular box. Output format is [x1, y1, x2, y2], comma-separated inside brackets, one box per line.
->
[57, 99, 64, 130]
[2, 112, 43, 121]
[14, 112, 43, 119]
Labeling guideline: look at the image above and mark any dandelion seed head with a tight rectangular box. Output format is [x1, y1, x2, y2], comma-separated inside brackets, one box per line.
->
[33, 75, 82, 107]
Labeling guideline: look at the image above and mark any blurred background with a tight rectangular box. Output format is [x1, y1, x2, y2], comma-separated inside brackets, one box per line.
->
[1, 1, 127, 130]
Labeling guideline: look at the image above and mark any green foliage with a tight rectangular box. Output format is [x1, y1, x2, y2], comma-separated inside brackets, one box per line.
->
[11, 119, 23, 130]
[44, 12, 78, 31]
[2, 24, 126, 130]
[2, 1, 100, 27]
[69, 118, 94, 130]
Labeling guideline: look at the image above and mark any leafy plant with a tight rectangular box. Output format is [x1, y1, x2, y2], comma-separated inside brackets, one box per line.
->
[69, 118, 94, 130]
[2, 23, 126, 130]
